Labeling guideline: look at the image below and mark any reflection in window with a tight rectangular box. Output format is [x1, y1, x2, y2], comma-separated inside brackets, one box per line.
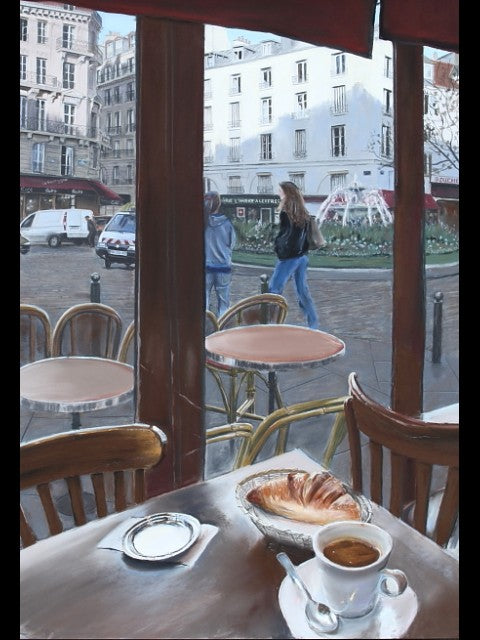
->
[32, 142, 45, 173]
[61, 145, 74, 176]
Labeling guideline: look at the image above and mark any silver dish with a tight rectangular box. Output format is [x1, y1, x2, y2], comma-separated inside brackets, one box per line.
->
[122, 512, 201, 561]
[236, 468, 372, 550]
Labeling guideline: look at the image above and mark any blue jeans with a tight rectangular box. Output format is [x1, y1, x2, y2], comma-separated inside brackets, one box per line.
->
[206, 270, 232, 318]
[269, 254, 319, 329]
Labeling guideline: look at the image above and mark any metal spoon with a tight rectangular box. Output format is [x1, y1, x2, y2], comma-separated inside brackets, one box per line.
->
[276, 552, 339, 634]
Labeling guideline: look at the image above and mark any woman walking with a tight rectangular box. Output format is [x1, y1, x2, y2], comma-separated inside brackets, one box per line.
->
[268, 181, 319, 329]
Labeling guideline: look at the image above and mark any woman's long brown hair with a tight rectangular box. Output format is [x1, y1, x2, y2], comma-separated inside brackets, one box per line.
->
[277, 181, 310, 227]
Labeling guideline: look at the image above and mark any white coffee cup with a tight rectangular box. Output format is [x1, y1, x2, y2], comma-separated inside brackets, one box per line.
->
[312, 521, 407, 619]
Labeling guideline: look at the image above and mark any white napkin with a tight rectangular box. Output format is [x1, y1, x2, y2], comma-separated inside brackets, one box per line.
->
[97, 516, 218, 567]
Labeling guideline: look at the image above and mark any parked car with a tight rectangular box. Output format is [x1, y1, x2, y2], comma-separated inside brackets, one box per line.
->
[95, 211, 136, 269]
[19, 208, 93, 248]
[20, 233, 30, 254]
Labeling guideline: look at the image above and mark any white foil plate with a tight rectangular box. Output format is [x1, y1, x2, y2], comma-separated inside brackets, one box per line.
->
[279, 557, 418, 639]
[122, 512, 201, 561]
[236, 469, 372, 550]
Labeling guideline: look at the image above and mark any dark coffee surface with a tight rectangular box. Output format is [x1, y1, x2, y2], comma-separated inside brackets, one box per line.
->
[323, 537, 380, 568]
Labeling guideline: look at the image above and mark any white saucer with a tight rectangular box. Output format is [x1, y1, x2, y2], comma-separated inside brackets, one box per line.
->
[278, 557, 418, 639]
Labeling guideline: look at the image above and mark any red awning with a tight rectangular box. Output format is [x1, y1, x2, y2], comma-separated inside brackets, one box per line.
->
[20, 175, 122, 202]
[380, 190, 438, 210]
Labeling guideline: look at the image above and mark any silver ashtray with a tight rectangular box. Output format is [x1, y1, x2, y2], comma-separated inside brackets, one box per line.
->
[122, 512, 201, 561]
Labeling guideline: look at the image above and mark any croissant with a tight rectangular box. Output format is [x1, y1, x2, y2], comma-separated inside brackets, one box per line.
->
[246, 471, 361, 524]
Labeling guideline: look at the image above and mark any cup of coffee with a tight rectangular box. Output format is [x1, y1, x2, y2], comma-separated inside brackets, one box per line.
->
[312, 521, 407, 619]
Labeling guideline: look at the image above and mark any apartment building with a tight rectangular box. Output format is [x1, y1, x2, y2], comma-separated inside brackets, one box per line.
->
[19, 2, 120, 217]
[96, 31, 136, 206]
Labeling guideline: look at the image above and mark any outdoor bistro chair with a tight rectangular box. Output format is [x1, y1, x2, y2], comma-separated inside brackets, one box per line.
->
[344, 372, 459, 548]
[51, 302, 123, 359]
[20, 303, 52, 367]
[20, 424, 167, 548]
[117, 320, 135, 365]
[205, 293, 289, 427]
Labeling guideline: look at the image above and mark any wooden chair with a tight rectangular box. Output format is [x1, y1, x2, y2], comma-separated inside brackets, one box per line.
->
[205, 293, 288, 426]
[20, 423, 167, 548]
[20, 304, 52, 367]
[117, 320, 135, 364]
[344, 372, 459, 548]
[51, 302, 122, 359]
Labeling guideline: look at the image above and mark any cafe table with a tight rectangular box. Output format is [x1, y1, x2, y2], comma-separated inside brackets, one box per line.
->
[20, 356, 134, 429]
[20, 448, 459, 639]
[205, 323, 346, 415]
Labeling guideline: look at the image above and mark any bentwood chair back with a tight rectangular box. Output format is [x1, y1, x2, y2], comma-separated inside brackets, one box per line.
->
[205, 310, 219, 336]
[217, 293, 288, 330]
[344, 372, 459, 548]
[20, 304, 52, 366]
[117, 320, 135, 364]
[51, 302, 122, 358]
[20, 424, 167, 548]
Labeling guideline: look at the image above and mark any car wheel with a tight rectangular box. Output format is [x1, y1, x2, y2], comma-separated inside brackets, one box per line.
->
[104, 257, 112, 269]
[72, 238, 84, 246]
[48, 235, 61, 248]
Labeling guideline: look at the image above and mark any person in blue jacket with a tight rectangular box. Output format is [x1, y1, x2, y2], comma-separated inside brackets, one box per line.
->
[204, 191, 236, 318]
[269, 181, 319, 329]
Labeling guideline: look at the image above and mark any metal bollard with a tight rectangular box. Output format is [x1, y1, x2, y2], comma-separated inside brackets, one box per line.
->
[260, 273, 269, 294]
[432, 291, 443, 363]
[90, 272, 101, 303]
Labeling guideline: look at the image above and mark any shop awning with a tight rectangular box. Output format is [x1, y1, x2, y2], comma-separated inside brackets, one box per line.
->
[20, 175, 122, 202]
[380, 189, 439, 210]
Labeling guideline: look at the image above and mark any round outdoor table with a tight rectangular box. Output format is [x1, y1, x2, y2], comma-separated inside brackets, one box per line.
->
[206, 323, 345, 413]
[20, 356, 134, 428]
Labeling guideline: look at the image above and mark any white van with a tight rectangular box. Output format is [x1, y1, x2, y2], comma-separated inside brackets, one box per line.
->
[19, 208, 92, 248]
[95, 211, 136, 269]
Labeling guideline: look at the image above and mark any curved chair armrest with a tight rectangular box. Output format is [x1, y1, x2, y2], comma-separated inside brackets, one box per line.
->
[240, 396, 348, 467]
[206, 422, 255, 470]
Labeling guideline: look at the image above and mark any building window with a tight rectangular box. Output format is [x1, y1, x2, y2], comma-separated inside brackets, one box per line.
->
[260, 97, 272, 124]
[126, 109, 135, 132]
[63, 62, 75, 89]
[332, 53, 346, 75]
[260, 133, 272, 160]
[62, 24, 74, 49]
[92, 145, 98, 168]
[113, 140, 121, 158]
[203, 140, 213, 163]
[20, 96, 28, 128]
[383, 88, 392, 115]
[36, 99, 46, 131]
[126, 139, 134, 157]
[127, 57, 135, 73]
[114, 111, 121, 133]
[90, 112, 97, 137]
[20, 18, 27, 41]
[228, 137, 241, 162]
[293, 60, 307, 83]
[234, 48, 243, 60]
[64, 103, 75, 135]
[228, 175, 243, 194]
[37, 21, 47, 44]
[113, 166, 120, 184]
[384, 56, 392, 79]
[114, 86, 121, 103]
[257, 174, 273, 194]
[126, 165, 133, 183]
[294, 92, 308, 118]
[61, 145, 74, 176]
[104, 89, 111, 105]
[204, 78, 212, 100]
[424, 153, 432, 177]
[289, 173, 305, 192]
[331, 125, 346, 157]
[332, 85, 346, 114]
[204, 105, 212, 130]
[260, 67, 272, 88]
[229, 102, 240, 128]
[36, 58, 46, 84]
[330, 173, 346, 191]
[32, 142, 45, 173]
[381, 124, 392, 158]
[424, 92, 430, 115]
[20, 55, 27, 81]
[294, 129, 306, 158]
[126, 82, 135, 101]
[230, 74, 241, 95]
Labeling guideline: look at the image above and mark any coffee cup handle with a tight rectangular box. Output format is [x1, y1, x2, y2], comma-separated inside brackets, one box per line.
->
[379, 569, 408, 597]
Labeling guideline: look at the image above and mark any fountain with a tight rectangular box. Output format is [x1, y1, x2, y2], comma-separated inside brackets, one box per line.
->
[317, 178, 393, 227]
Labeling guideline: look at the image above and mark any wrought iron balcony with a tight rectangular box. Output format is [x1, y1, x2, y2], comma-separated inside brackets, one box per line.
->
[227, 186, 245, 194]
[293, 150, 307, 158]
[20, 117, 101, 139]
[203, 155, 214, 164]
[292, 74, 308, 84]
[228, 154, 242, 163]
[257, 186, 273, 194]
[22, 72, 58, 89]
[228, 120, 241, 129]
[56, 37, 102, 60]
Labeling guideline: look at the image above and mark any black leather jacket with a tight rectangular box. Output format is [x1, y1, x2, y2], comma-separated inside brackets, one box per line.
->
[274, 211, 309, 260]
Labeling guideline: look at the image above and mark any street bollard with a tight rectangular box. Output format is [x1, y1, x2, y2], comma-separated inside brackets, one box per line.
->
[90, 272, 101, 303]
[432, 291, 443, 363]
[260, 273, 269, 294]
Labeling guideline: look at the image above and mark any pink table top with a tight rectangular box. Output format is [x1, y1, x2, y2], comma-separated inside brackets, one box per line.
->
[205, 324, 345, 371]
[20, 356, 134, 413]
